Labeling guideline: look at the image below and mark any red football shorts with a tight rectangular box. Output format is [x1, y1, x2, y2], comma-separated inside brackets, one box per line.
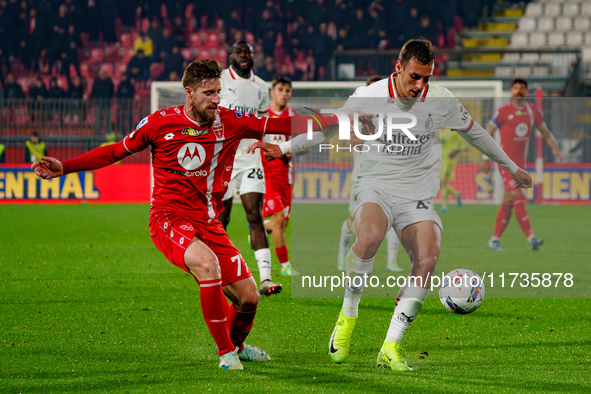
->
[499, 166, 518, 191]
[149, 210, 251, 286]
[263, 179, 291, 219]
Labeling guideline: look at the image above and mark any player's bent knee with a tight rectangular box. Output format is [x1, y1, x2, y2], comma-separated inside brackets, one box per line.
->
[245, 210, 264, 224]
[412, 256, 438, 274]
[185, 257, 221, 280]
[235, 288, 259, 310]
[354, 228, 383, 254]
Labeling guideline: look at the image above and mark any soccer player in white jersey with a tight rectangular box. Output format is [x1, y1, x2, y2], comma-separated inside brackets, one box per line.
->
[217, 40, 283, 296]
[338, 75, 402, 272]
[249, 39, 532, 371]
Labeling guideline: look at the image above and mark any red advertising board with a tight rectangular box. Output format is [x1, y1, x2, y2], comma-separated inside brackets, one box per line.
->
[0, 164, 151, 203]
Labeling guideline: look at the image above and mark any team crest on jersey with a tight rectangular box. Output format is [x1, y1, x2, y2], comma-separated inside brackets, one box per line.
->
[212, 117, 225, 140]
[136, 117, 148, 130]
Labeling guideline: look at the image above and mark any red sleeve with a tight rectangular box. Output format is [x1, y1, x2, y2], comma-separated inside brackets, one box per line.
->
[62, 141, 133, 174]
[63, 113, 155, 173]
[261, 114, 338, 137]
[533, 105, 545, 127]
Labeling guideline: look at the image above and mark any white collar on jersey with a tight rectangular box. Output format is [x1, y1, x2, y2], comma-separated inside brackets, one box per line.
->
[388, 73, 429, 102]
[228, 65, 255, 81]
[510, 100, 528, 110]
[183, 105, 211, 127]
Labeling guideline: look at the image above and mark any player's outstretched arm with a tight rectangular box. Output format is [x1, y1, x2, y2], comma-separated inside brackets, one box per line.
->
[31, 157, 64, 179]
[459, 122, 520, 175]
[33, 142, 133, 179]
[512, 168, 532, 189]
[247, 141, 283, 159]
[538, 124, 563, 162]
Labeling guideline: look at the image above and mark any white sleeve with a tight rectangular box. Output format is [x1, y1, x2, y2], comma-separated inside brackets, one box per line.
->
[258, 85, 269, 116]
[278, 130, 333, 155]
[459, 122, 520, 174]
[444, 97, 474, 132]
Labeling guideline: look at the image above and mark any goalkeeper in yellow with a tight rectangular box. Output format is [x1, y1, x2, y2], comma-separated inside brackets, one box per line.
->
[439, 128, 466, 213]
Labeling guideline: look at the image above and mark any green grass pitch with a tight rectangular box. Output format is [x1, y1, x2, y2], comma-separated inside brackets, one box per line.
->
[1, 203, 590, 392]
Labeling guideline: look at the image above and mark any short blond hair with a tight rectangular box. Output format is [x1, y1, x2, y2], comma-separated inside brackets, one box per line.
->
[182, 59, 223, 89]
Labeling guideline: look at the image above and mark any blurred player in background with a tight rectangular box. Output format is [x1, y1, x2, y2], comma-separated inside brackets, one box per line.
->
[24, 131, 46, 163]
[250, 39, 533, 372]
[485, 77, 562, 251]
[438, 128, 466, 213]
[262, 77, 297, 276]
[338, 75, 402, 272]
[30, 59, 312, 371]
[217, 40, 283, 296]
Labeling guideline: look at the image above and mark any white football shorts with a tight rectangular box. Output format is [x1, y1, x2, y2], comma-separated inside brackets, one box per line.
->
[222, 166, 266, 200]
[351, 186, 443, 238]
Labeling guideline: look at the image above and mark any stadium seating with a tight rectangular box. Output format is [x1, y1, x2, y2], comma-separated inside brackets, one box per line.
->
[180, 48, 196, 61]
[87, 48, 105, 64]
[149, 62, 165, 80]
[566, 32, 583, 47]
[555, 16, 572, 31]
[548, 32, 565, 46]
[189, 32, 201, 48]
[120, 32, 132, 47]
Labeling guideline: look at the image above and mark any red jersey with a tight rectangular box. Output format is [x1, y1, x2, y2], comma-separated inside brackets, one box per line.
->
[490, 101, 545, 168]
[62, 106, 296, 222]
[262, 106, 295, 184]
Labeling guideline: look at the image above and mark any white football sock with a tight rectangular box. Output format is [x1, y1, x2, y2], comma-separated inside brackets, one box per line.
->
[342, 249, 374, 318]
[385, 277, 429, 343]
[386, 228, 400, 264]
[254, 248, 272, 282]
[339, 220, 354, 256]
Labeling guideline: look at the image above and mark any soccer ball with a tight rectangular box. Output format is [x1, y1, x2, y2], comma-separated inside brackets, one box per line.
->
[439, 268, 485, 314]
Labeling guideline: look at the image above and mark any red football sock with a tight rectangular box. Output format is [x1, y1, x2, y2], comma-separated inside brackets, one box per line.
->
[493, 203, 513, 238]
[513, 195, 533, 238]
[228, 304, 256, 352]
[275, 245, 289, 264]
[199, 279, 234, 356]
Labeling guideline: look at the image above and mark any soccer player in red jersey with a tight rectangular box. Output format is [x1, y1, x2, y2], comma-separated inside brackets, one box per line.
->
[485, 77, 562, 251]
[31, 59, 335, 370]
[262, 77, 297, 276]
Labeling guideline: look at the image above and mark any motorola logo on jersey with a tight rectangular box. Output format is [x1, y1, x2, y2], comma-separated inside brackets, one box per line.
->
[178, 143, 206, 170]
[515, 123, 528, 137]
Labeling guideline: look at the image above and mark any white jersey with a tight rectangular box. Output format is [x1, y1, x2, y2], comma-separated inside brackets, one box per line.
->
[220, 66, 269, 169]
[351, 150, 362, 187]
[342, 75, 475, 200]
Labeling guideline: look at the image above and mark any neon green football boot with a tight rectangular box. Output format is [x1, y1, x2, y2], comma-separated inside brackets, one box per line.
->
[377, 341, 412, 371]
[329, 309, 357, 363]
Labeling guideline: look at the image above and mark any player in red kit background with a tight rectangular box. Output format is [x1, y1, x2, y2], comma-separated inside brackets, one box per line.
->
[485, 77, 562, 251]
[262, 77, 297, 276]
[31, 59, 334, 370]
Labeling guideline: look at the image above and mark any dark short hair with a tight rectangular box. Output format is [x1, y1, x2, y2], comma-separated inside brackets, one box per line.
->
[511, 77, 528, 89]
[398, 39, 434, 66]
[182, 59, 223, 88]
[231, 39, 253, 52]
[366, 75, 382, 85]
[272, 76, 292, 88]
